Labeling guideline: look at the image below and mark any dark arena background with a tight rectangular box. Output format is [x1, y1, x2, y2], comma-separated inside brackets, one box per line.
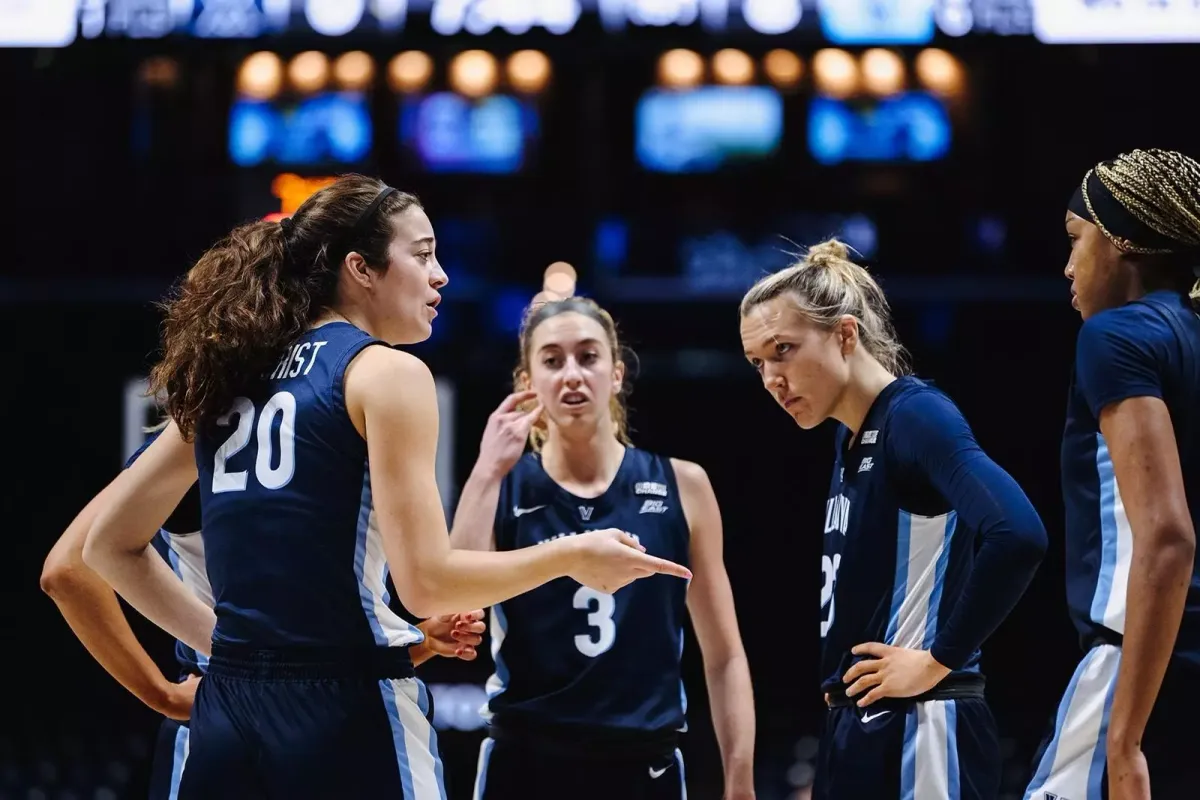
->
[4, 2, 1199, 799]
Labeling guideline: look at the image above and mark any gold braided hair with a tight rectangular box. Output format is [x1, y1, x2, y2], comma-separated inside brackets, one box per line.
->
[1082, 148, 1200, 303]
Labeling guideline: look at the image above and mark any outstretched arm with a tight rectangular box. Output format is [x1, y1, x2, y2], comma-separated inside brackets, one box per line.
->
[676, 459, 755, 799]
[42, 479, 195, 720]
[83, 422, 216, 656]
[346, 347, 689, 618]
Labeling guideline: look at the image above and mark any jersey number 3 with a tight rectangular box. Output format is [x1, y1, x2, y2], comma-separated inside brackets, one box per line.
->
[573, 587, 616, 657]
[212, 393, 297, 493]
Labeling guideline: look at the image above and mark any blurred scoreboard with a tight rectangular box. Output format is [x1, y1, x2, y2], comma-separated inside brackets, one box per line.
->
[4, 0, 1042, 47]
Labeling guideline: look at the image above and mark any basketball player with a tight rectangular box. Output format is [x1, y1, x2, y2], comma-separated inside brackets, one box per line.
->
[739, 239, 1048, 800]
[1023, 149, 1200, 800]
[82, 175, 690, 799]
[451, 288, 756, 800]
[46, 427, 486, 799]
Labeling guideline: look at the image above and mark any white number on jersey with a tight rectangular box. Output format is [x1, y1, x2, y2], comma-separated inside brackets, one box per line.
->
[212, 392, 298, 493]
[573, 586, 617, 657]
[821, 553, 842, 638]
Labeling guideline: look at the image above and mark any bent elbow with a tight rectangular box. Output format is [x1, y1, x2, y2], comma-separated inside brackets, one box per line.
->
[1148, 523, 1197, 567]
[80, 535, 109, 578]
[39, 558, 76, 598]
[392, 570, 442, 619]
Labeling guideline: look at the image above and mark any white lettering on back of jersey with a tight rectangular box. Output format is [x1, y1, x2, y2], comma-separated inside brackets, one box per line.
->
[825, 494, 850, 535]
[269, 340, 328, 380]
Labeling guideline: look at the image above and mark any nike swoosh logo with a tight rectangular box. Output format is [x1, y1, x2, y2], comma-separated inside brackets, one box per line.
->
[513, 505, 547, 517]
[861, 710, 891, 724]
[648, 766, 669, 779]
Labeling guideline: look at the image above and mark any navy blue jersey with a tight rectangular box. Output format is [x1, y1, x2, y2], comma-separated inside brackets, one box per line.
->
[126, 433, 207, 677]
[194, 322, 423, 651]
[484, 447, 690, 735]
[1062, 290, 1200, 670]
[821, 377, 1046, 692]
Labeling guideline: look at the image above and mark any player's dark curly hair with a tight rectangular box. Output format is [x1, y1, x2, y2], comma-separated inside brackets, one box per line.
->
[149, 174, 421, 441]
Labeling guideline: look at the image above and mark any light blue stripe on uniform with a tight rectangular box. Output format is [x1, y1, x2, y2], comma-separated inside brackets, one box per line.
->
[1022, 647, 1096, 799]
[486, 604, 510, 699]
[885, 512, 915, 643]
[1091, 435, 1118, 626]
[945, 701, 960, 800]
[417, 680, 448, 800]
[1086, 659, 1120, 798]
[923, 513, 958, 649]
[354, 468, 387, 644]
[473, 738, 495, 800]
[901, 706, 918, 797]
[168, 723, 188, 800]
[380, 679, 417, 798]
[674, 748, 687, 800]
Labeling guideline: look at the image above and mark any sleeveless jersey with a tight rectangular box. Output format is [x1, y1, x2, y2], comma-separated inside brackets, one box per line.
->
[1062, 290, 1200, 671]
[820, 377, 982, 693]
[126, 433, 208, 677]
[484, 447, 691, 735]
[194, 321, 423, 651]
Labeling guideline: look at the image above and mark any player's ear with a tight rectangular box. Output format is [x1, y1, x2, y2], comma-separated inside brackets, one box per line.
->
[344, 251, 372, 289]
[611, 359, 625, 396]
[516, 370, 532, 391]
[837, 315, 859, 356]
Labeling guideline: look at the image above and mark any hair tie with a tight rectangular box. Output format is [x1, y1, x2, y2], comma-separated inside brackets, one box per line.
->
[280, 216, 295, 237]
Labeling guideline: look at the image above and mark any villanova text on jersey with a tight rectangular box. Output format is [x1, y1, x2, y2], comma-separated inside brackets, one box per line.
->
[821, 377, 978, 695]
[484, 448, 691, 741]
[193, 322, 423, 651]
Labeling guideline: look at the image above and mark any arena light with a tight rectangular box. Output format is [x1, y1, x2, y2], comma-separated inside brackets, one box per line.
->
[388, 51, 434, 94]
[304, 0, 366, 37]
[762, 50, 803, 90]
[288, 51, 330, 94]
[237, 52, 284, 100]
[914, 49, 964, 96]
[506, 50, 552, 94]
[449, 50, 499, 98]
[333, 51, 375, 91]
[712, 49, 754, 86]
[812, 48, 858, 98]
[271, 173, 339, 217]
[657, 49, 704, 89]
[860, 49, 904, 96]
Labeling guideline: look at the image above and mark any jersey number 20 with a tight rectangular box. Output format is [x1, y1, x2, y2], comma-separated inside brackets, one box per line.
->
[212, 393, 297, 493]
[573, 587, 616, 657]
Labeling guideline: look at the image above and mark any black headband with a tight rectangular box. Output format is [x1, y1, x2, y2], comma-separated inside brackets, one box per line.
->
[340, 186, 398, 251]
[1068, 166, 1182, 253]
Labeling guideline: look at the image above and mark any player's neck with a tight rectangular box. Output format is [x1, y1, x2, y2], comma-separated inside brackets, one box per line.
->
[311, 306, 370, 335]
[834, 359, 897, 441]
[540, 429, 626, 497]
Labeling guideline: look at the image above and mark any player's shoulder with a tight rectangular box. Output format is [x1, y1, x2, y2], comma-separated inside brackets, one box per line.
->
[1079, 294, 1178, 351]
[666, 456, 710, 493]
[885, 376, 963, 425]
[345, 345, 434, 397]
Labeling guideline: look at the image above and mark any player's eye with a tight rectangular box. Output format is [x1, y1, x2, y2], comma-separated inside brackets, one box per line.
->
[775, 342, 792, 357]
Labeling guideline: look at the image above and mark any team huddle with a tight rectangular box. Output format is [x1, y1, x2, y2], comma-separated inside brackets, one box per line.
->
[40, 148, 1200, 800]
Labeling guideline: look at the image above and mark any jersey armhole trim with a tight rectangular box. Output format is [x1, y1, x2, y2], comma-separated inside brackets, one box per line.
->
[330, 337, 390, 442]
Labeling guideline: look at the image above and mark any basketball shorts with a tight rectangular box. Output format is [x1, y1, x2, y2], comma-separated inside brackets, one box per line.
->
[1024, 643, 1200, 800]
[814, 696, 1001, 800]
[473, 734, 687, 800]
[148, 717, 190, 800]
[177, 645, 445, 800]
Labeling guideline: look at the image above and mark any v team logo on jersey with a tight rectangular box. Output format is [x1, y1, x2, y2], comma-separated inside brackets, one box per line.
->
[578, 506, 594, 521]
